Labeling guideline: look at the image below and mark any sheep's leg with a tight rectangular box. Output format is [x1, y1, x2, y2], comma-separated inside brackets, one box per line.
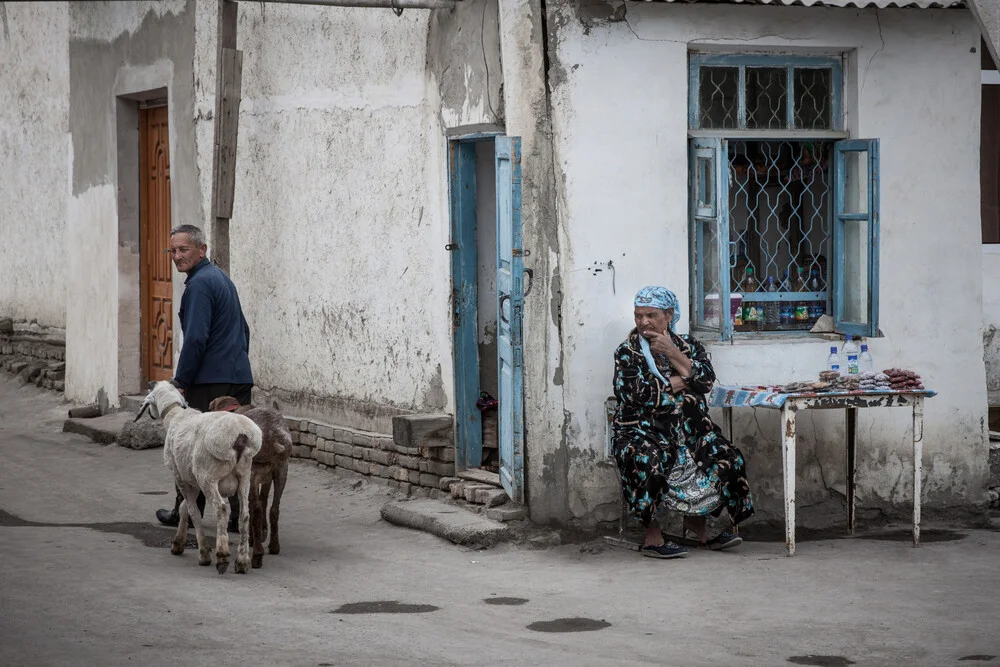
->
[250, 478, 265, 569]
[259, 478, 272, 544]
[267, 464, 287, 556]
[188, 490, 211, 566]
[207, 482, 231, 575]
[172, 486, 206, 563]
[234, 469, 252, 574]
[171, 498, 189, 556]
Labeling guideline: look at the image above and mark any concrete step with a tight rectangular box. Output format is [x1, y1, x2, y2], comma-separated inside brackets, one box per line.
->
[457, 468, 501, 487]
[62, 412, 135, 445]
[380, 498, 512, 548]
[119, 394, 147, 413]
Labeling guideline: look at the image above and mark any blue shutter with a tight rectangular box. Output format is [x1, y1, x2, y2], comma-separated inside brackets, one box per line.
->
[495, 136, 524, 503]
[832, 139, 880, 337]
[689, 137, 730, 339]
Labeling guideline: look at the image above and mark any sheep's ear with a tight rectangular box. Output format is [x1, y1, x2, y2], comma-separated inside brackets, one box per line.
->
[133, 403, 150, 422]
[148, 381, 156, 392]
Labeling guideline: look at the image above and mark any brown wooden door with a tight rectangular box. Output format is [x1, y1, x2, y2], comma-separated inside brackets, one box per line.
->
[139, 105, 174, 383]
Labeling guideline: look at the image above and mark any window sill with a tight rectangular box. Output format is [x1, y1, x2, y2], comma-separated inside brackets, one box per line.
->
[694, 330, 846, 346]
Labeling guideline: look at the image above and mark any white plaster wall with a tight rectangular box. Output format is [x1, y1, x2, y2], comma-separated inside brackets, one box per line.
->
[0, 3, 70, 327]
[66, 0, 199, 406]
[231, 4, 468, 430]
[65, 183, 119, 403]
[983, 246, 1000, 399]
[548, 4, 988, 522]
[193, 0, 219, 236]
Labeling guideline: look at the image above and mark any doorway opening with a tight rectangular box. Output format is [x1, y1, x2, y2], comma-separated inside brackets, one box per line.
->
[449, 132, 525, 502]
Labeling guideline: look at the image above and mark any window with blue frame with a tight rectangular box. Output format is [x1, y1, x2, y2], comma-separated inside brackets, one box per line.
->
[688, 53, 880, 339]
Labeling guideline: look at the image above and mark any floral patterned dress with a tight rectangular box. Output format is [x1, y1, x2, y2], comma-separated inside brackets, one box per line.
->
[611, 329, 754, 527]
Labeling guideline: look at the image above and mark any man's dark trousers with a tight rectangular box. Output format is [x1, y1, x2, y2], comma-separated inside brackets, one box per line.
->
[165, 383, 253, 525]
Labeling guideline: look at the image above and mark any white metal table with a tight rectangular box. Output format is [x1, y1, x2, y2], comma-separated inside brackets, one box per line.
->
[710, 385, 937, 556]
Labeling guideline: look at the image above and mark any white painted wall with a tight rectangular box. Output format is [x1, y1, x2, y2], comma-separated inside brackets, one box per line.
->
[64, 0, 200, 405]
[0, 3, 69, 327]
[983, 246, 1000, 400]
[547, 4, 988, 522]
[230, 2, 498, 432]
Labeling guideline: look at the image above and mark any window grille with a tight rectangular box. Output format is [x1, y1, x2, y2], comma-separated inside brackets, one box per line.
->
[728, 140, 831, 332]
[690, 54, 842, 132]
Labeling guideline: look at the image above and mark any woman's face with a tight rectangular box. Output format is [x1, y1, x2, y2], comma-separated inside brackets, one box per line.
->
[634, 307, 672, 337]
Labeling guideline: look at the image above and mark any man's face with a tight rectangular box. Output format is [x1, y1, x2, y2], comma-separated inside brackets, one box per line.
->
[168, 233, 206, 273]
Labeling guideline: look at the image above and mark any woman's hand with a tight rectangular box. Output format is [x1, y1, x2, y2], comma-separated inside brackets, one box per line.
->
[668, 376, 687, 394]
[645, 330, 676, 357]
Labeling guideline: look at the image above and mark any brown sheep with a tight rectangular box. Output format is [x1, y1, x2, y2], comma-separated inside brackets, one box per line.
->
[209, 396, 292, 569]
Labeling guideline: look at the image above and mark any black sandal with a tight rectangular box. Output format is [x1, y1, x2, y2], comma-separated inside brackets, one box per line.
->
[641, 542, 688, 559]
[705, 531, 742, 551]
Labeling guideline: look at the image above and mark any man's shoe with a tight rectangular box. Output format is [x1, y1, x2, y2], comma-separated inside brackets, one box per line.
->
[155, 508, 195, 529]
[156, 508, 179, 527]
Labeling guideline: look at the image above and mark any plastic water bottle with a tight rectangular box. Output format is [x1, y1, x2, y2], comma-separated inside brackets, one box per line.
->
[859, 344, 874, 373]
[842, 335, 860, 376]
[827, 346, 841, 374]
[794, 267, 810, 327]
[765, 277, 780, 328]
[808, 270, 825, 322]
[779, 271, 793, 326]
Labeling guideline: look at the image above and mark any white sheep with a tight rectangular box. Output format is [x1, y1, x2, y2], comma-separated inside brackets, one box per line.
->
[136, 381, 263, 574]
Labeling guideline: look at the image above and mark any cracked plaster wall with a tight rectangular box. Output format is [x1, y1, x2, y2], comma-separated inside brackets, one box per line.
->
[984, 256, 1000, 400]
[231, 2, 501, 433]
[64, 0, 199, 407]
[0, 2, 70, 328]
[543, 1, 989, 526]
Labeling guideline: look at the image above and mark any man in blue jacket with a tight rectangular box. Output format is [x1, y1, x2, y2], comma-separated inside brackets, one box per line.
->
[154, 224, 254, 531]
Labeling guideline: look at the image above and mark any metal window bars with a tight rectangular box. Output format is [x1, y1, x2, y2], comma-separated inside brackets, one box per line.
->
[728, 140, 832, 332]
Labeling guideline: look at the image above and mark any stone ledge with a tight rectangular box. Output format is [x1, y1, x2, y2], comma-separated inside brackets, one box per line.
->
[62, 413, 135, 445]
[380, 498, 511, 548]
[392, 413, 453, 450]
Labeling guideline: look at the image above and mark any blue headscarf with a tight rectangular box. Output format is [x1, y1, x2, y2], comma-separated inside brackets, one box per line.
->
[634, 286, 680, 384]
[634, 285, 680, 331]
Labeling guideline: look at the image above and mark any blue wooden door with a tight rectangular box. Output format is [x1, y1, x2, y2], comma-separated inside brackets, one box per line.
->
[495, 137, 524, 502]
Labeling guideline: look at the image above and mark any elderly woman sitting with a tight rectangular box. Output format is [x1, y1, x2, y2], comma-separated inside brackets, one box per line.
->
[611, 286, 754, 558]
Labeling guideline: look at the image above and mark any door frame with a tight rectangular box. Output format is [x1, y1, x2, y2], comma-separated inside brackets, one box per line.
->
[448, 130, 503, 473]
[138, 102, 175, 385]
[116, 88, 171, 398]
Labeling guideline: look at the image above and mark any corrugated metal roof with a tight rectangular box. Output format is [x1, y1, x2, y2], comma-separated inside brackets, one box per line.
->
[650, 0, 964, 7]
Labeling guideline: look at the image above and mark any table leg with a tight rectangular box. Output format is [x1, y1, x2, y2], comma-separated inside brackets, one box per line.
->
[846, 407, 857, 535]
[782, 403, 797, 556]
[722, 406, 737, 534]
[913, 397, 924, 547]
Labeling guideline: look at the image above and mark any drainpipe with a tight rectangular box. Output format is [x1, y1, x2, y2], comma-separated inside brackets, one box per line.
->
[247, 0, 460, 10]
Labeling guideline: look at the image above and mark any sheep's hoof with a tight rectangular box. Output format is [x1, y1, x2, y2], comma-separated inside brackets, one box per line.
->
[251, 553, 263, 569]
[170, 540, 185, 556]
[235, 560, 250, 574]
[198, 551, 212, 567]
[216, 559, 229, 575]
[268, 543, 280, 555]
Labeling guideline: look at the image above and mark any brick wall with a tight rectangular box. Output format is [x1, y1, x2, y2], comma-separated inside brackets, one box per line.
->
[285, 414, 456, 495]
[0, 318, 66, 391]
